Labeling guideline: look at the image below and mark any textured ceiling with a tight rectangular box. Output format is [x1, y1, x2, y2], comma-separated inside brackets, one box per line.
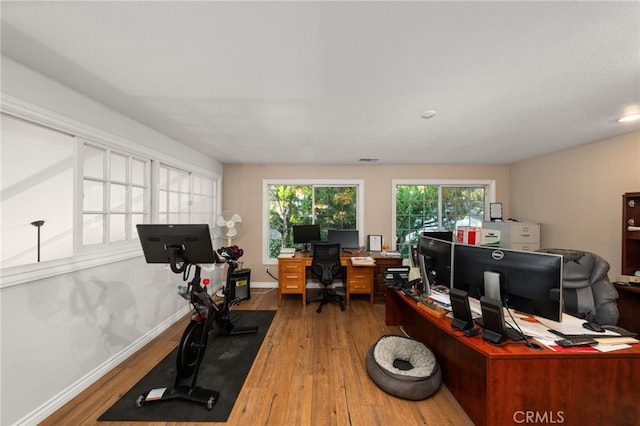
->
[1, 1, 639, 164]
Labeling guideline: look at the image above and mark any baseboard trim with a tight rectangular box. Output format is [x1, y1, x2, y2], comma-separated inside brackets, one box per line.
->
[14, 306, 190, 426]
[251, 281, 278, 288]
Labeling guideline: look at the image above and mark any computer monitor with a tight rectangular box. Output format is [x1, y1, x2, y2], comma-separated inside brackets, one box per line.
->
[136, 224, 218, 273]
[422, 231, 454, 242]
[418, 235, 453, 292]
[452, 244, 563, 322]
[292, 224, 321, 252]
[327, 229, 359, 250]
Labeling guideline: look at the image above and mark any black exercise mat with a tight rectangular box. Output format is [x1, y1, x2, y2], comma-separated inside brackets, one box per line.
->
[99, 310, 275, 422]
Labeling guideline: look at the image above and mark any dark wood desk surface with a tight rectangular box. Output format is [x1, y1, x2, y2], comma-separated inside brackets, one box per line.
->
[386, 289, 640, 426]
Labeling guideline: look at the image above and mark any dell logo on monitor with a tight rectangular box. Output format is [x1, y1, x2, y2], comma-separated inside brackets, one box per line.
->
[491, 250, 505, 261]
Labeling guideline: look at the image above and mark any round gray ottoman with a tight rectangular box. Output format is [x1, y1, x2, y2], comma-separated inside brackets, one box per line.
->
[365, 335, 442, 400]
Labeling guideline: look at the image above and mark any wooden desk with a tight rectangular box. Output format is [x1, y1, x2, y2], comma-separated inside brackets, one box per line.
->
[386, 289, 640, 426]
[278, 252, 400, 306]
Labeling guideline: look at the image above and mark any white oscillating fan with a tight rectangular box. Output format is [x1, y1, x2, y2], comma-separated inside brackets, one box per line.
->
[215, 211, 245, 245]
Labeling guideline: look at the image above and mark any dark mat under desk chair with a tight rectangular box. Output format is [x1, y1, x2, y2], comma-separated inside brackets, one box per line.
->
[99, 310, 275, 423]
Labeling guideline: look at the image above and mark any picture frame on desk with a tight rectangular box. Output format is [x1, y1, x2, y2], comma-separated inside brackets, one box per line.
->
[368, 235, 382, 252]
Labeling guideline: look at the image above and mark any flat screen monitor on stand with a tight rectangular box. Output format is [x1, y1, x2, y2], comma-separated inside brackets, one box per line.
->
[452, 244, 563, 343]
[292, 224, 321, 253]
[327, 229, 360, 251]
[417, 235, 453, 295]
[452, 244, 563, 322]
[422, 231, 454, 242]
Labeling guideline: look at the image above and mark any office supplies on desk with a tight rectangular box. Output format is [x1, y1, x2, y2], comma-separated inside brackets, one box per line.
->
[351, 256, 375, 266]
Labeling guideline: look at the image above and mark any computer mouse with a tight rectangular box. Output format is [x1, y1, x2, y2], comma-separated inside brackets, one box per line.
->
[582, 321, 605, 333]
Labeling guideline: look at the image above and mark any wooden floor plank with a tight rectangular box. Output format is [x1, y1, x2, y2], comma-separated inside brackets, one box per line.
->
[40, 288, 472, 425]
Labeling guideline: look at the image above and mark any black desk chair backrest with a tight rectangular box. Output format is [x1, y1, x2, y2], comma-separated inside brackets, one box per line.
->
[311, 242, 342, 284]
[308, 242, 345, 313]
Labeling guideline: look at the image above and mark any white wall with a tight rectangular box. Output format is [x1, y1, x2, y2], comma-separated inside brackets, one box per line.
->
[509, 130, 640, 279]
[0, 56, 223, 425]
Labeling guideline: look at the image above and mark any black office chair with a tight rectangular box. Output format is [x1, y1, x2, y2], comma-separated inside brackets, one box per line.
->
[307, 242, 345, 313]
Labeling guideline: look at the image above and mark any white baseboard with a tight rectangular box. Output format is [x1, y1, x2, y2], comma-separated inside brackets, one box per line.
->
[250, 281, 278, 288]
[13, 306, 190, 426]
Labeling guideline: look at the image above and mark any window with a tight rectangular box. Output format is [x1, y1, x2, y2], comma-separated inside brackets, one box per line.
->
[157, 165, 216, 228]
[158, 164, 191, 224]
[393, 180, 495, 257]
[1, 100, 220, 287]
[264, 180, 363, 261]
[81, 142, 149, 246]
[191, 174, 217, 227]
[1, 114, 74, 267]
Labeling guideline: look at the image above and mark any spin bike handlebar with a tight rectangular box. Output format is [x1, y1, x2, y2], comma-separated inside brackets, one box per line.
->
[216, 245, 244, 262]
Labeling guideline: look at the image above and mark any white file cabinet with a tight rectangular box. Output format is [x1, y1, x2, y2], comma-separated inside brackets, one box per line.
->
[482, 221, 540, 251]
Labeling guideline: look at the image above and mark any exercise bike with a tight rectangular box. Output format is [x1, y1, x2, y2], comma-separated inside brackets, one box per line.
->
[135, 245, 257, 410]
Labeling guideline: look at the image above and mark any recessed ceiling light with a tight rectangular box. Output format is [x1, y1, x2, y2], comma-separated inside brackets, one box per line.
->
[420, 110, 437, 119]
[618, 113, 640, 123]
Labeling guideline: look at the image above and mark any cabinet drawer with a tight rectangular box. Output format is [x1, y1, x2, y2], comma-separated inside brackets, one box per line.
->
[511, 224, 540, 243]
[350, 269, 373, 281]
[280, 279, 304, 294]
[280, 261, 304, 273]
[510, 242, 540, 252]
[279, 259, 305, 294]
[349, 280, 372, 293]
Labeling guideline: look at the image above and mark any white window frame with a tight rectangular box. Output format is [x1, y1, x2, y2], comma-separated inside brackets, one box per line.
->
[78, 139, 151, 248]
[392, 179, 496, 251]
[262, 179, 365, 264]
[0, 95, 221, 288]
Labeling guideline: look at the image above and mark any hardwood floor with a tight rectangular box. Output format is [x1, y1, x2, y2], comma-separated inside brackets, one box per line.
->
[41, 289, 472, 425]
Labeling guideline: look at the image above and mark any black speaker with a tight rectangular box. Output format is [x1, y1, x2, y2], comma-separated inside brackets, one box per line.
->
[229, 268, 251, 301]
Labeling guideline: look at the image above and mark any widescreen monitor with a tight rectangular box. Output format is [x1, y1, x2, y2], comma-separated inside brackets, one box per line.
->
[452, 244, 563, 322]
[418, 235, 453, 289]
[422, 231, 454, 242]
[327, 229, 360, 249]
[136, 224, 218, 273]
[292, 224, 321, 252]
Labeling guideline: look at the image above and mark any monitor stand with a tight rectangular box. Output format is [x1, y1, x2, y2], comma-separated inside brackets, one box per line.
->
[477, 297, 525, 343]
[474, 317, 523, 341]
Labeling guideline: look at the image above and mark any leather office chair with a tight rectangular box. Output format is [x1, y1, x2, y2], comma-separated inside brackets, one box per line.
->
[307, 242, 345, 313]
[538, 248, 619, 325]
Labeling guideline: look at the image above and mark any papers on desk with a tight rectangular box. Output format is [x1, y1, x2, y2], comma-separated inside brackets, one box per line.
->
[381, 251, 401, 257]
[278, 248, 296, 258]
[351, 256, 375, 266]
[524, 314, 637, 352]
[537, 313, 618, 337]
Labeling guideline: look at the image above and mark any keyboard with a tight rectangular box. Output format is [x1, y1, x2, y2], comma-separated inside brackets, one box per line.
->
[602, 325, 638, 338]
[548, 325, 637, 340]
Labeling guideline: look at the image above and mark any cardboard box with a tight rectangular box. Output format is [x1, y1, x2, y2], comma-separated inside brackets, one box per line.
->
[456, 226, 481, 245]
[481, 229, 501, 246]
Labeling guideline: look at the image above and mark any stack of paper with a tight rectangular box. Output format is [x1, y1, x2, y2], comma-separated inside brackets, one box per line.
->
[351, 256, 375, 266]
[278, 248, 296, 258]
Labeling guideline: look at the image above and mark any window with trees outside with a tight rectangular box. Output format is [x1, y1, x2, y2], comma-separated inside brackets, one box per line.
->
[264, 180, 363, 260]
[393, 180, 495, 258]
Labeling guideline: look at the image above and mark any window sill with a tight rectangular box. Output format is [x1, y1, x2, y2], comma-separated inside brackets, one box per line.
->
[0, 244, 142, 289]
